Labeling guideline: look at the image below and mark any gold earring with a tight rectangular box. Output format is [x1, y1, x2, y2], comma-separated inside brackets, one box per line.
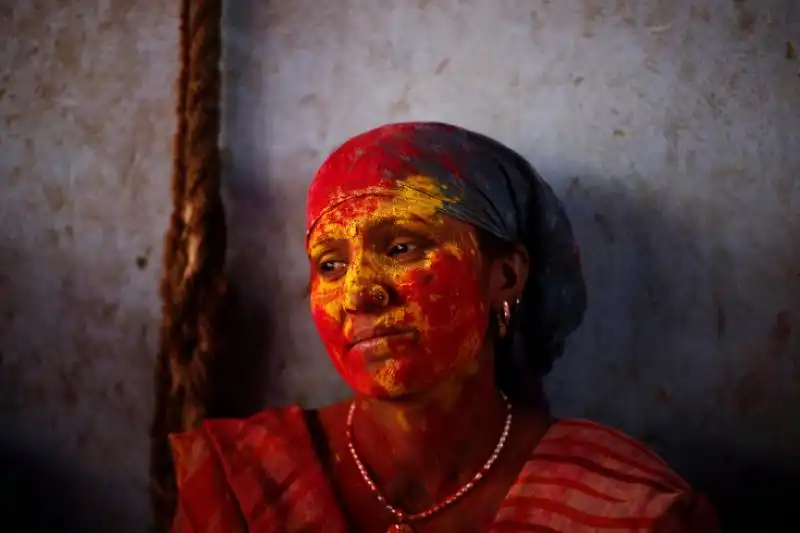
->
[498, 300, 512, 338]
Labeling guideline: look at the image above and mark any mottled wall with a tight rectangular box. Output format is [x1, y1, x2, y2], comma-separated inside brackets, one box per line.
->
[0, 1, 176, 531]
[1, 0, 798, 531]
[224, 0, 800, 529]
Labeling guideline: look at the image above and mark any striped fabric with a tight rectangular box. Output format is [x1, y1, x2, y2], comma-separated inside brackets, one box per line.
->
[170, 407, 719, 532]
[489, 419, 719, 532]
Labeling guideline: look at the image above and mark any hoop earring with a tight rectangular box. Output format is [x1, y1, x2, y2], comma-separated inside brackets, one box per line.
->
[498, 300, 512, 339]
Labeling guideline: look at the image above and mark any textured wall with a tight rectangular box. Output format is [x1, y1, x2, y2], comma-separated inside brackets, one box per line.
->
[1, 0, 798, 531]
[0, 1, 176, 530]
[223, 0, 800, 528]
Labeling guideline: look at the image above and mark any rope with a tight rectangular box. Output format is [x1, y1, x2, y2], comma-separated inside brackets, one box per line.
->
[149, 0, 225, 530]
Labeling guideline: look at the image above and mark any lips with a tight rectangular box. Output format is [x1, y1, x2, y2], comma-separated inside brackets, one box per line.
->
[347, 325, 417, 349]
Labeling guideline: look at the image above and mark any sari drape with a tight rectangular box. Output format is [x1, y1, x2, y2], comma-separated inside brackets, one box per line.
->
[170, 407, 719, 532]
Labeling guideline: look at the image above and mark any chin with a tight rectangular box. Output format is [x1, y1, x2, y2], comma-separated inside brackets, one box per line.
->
[347, 378, 416, 400]
[357, 387, 413, 401]
[348, 368, 445, 402]
[355, 387, 431, 404]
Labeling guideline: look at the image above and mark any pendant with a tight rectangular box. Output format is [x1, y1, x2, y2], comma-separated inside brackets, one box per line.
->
[387, 524, 414, 533]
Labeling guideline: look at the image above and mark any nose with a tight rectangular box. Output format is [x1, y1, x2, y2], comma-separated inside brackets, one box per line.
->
[343, 253, 392, 312]
[344, 282, 390, 312]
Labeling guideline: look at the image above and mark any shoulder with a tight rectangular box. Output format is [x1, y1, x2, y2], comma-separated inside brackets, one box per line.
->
[169, 405, 309, 487]
[534, 418, 689, 493]
[494, 418, 720, 532]
[168, 405, 349, 531]
[169, 404, 306, 451]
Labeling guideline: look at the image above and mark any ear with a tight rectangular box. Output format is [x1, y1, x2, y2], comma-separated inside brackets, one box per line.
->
[487, 243, 530, 311]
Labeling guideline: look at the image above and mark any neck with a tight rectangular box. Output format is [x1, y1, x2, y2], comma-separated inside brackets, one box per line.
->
[349, 362, 509, 510]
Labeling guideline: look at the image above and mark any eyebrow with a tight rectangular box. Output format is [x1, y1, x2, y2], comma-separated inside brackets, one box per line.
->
[369, 213, 434, 231]
[307, 213, 437, 255]
[313, 214, 432, 239]
[309, 237, 340, 249]
[307, 238, 342, 259]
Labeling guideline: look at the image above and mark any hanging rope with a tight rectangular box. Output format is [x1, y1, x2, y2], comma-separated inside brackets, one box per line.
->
[150, 0, 225, 531]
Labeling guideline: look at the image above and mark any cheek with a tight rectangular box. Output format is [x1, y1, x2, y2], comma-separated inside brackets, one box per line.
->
[309, 276, 392, 397]
[398, 251, 488, 354]
[310, 289, 388, 395]
[309, 279, 347, 361]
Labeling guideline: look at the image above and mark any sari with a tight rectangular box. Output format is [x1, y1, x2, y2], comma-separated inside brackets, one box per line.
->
[169, 406, 719, 532]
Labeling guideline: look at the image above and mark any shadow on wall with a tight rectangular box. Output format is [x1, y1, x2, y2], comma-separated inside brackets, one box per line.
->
[0, 246, 90, 531]
[213, 167, 800, 532]
[0, 435, 153, 533]
[214, 0, 349, 415]
[558, 175, 799, 532]
[0, 437, 87, 531]
[0, 409, 140, 532]
[688, 450, 800, 533]
[0, 245, 150, 532]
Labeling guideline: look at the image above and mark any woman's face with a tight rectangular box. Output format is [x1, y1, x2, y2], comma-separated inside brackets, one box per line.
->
[307, 187, 492, 399]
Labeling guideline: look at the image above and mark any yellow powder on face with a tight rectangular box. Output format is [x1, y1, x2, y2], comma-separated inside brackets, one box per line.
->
[369, 337, 391, 357]
[373, 307, 411, 329]
[397, 175, 452, 219]
[308, 177, 450, 318]
[309, 175, 449, 245]
[374, 358, 406, 396]
[307, 176, 487, 395]
[441, 241, 464, 259]
[371, 301, 425, 330]
[342, 252, 382, 313]
[395, 410, 411, 432]
[370, 178, 448, 233]
[310, 282, 341, 322]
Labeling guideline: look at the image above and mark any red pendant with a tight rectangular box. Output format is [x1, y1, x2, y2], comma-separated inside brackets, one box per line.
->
[387, 524, 414, 533]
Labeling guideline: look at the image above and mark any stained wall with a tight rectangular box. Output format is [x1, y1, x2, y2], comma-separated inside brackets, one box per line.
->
[0, 1, 176, 530]
[1, 0, 798, 530]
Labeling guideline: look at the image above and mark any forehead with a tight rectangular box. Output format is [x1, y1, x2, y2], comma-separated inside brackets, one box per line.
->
[307, 194, 475, 245]
[307, 174, 451, 235]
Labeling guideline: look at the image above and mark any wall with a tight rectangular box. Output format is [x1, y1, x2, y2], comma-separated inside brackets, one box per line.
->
[0, 1, 176, 531]
[224, 0, 800, 529]
[1, 0, 798, 531]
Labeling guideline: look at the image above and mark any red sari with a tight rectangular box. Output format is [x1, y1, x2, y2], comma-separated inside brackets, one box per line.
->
[170, 406, 719, 532]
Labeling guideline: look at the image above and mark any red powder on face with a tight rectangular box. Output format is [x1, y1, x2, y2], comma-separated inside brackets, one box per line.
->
[308, 195, 489, 398]
[305, 123, 468, 233]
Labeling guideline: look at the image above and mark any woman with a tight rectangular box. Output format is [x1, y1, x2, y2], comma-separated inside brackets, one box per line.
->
[169, 122, 719, 532]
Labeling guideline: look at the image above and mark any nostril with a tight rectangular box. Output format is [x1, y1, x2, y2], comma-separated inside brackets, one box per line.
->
[346, 283, 392, 311]
[369, 285, 389, 306]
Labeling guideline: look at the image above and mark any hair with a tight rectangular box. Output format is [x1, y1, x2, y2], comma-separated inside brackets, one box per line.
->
[476, 228, 558, 405]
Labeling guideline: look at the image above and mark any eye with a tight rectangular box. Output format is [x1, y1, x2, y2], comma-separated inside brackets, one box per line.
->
[386, 235, 432, 260]
[387, 242, 418, 257]
[318, 258, 347, 278]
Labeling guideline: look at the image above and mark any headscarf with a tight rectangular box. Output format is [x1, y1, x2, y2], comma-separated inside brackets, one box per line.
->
[306, 122, 586, 396]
